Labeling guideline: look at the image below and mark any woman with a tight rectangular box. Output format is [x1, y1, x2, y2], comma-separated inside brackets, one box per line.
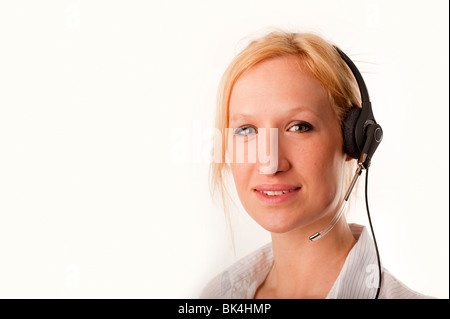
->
[202, 30, 430, 299]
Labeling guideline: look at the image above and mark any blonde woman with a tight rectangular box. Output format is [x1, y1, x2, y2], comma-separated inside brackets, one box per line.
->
[201, 31, 431, 299]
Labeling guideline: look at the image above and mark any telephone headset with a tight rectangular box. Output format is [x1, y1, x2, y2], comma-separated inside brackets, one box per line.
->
[308, 46, 383, 299]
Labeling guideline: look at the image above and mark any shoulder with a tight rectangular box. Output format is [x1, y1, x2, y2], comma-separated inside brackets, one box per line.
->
[199, 271, 228, 299]
[379, 268, 436, 299]
[199, 243, 273, 299]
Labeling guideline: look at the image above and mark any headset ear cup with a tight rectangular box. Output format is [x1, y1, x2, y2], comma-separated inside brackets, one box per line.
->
[342, 106, 362, 159]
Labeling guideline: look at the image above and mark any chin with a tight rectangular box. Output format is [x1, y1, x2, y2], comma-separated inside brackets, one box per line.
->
[249, 208, 309, 234]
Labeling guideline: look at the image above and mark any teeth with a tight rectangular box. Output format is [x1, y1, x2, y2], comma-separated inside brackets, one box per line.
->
[260, 190, 294, 196]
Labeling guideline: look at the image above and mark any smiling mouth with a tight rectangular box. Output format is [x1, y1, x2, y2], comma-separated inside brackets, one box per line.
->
[255, 187, 301, 196]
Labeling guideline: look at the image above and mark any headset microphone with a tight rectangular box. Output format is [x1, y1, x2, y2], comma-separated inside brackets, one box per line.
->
[308, 123, 382, 241]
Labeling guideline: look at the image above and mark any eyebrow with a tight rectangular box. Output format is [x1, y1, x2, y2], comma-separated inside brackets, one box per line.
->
[229, 106, 320, 123]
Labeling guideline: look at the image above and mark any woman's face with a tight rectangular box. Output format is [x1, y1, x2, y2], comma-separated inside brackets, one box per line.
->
[227, 55, 349, 234]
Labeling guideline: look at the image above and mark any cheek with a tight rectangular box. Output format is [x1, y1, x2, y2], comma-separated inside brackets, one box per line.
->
[229, 162, 258, 216]
[229, 162, 254, 192]
[227, 136, 259, 190]
[229, 163, 245, 183]
[296, 137, 346, 196]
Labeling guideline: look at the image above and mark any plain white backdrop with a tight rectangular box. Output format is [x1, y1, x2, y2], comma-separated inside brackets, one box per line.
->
[0, 0, 448, 298]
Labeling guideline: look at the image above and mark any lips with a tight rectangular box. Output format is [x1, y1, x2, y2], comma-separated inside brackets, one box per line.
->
[257, 189, 298, 196]
[253, 184, 301, 204]
[254, 184, 300, 192]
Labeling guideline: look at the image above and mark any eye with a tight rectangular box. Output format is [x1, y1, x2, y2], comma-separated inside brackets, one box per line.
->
[234, 126, 257, 136]
[288, 122, 313, 133]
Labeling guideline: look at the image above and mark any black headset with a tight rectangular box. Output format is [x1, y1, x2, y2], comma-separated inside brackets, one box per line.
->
[335, 46, 383, 169]
[335, 46, 384, 299]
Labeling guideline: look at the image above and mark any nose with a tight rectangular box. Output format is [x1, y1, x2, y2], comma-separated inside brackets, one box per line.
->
[258, 128, 290, 175]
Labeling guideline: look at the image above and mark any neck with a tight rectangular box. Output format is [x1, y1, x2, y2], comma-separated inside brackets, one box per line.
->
[261, 218, 356, 299]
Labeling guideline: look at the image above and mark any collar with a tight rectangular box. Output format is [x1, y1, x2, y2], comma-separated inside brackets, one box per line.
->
[226, 224, 381, 299]
[326, 224, 381, 298]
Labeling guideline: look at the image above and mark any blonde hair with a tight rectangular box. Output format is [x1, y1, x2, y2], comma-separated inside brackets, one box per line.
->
[209, 30, 361, 227]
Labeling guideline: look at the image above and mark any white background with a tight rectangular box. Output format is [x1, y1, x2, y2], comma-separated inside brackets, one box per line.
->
[0, 0, 448, 298]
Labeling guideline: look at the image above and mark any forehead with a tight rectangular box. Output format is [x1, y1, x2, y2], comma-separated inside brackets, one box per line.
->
[229, 55, 332, 123]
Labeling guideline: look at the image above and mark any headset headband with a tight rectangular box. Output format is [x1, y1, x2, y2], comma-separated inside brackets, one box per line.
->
[334, 46, 380, 164]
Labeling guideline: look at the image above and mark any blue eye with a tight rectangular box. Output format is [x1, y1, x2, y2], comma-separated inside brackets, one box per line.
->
[234, 126, 256, 136]
[288, 122, 313, 133]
